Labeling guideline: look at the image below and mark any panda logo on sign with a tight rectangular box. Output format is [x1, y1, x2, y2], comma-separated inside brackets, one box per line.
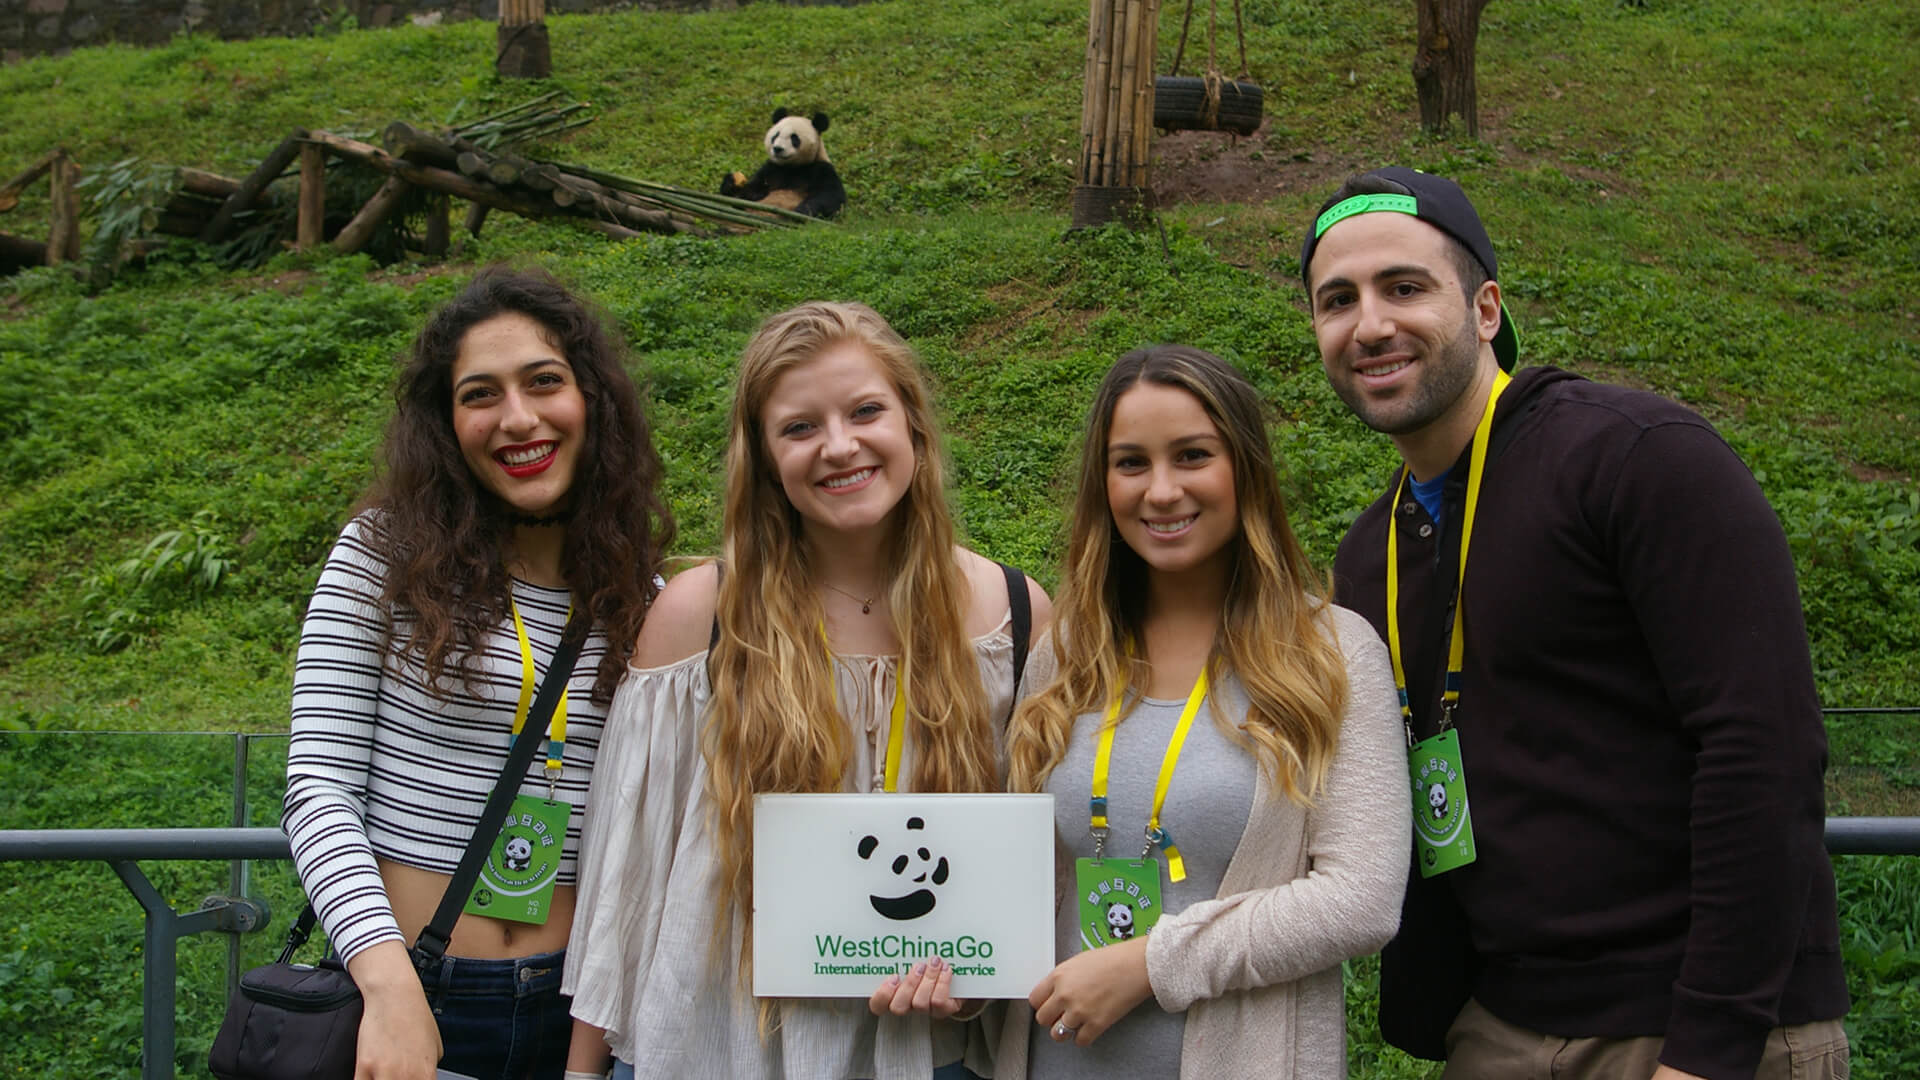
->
[503, 835, 534, 872]
[857, 816, 950, 921]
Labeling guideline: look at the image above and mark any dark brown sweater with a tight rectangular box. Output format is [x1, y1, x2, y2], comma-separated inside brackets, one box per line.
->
[1333, 366, 1847, 1080]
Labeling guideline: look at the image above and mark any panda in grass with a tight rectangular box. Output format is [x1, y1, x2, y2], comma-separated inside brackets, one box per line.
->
[719, 108, 846, 220]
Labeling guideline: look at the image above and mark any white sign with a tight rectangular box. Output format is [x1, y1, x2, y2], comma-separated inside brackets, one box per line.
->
[752, 792, 1056, 999]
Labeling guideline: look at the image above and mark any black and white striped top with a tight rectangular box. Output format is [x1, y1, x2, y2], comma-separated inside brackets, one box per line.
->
[283, 513, 612, 963]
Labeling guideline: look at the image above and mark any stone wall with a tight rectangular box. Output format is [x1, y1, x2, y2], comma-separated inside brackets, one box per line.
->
[2, 0, 865, 64]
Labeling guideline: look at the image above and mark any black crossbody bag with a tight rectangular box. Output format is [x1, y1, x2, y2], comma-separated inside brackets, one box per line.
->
[210, 612, 587, 1080]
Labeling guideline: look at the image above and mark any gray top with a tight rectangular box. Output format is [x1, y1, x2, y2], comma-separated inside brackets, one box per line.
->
[1027, 673, 1258, 1079]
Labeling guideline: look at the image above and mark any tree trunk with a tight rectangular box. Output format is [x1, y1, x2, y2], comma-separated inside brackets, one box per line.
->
[497, 0, 551, 80]
[424, 193, 451, 256]
[1413, 0, 1491, 137]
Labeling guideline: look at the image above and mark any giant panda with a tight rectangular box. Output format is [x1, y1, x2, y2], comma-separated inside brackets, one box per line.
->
[719, 108, 846, 220]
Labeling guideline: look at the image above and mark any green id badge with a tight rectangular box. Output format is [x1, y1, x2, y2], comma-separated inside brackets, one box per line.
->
[1073, 858, 1163, 951]
[463, 794, 570, 924]
[1409, 730, 1476, 877]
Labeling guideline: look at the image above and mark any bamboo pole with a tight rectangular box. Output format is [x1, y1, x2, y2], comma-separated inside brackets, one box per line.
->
[1078, 0, 1108, 186]
[46, 152, 80, 265]
[1085, 0, 1119, 185]
[1113, 0, 1144, 187]
[296, 143, 326, 250]
[332, 175, 412, 254]
[1130, 0, 1160, 187]
[201, 128, 306, 244]
[1113, 0, 1136, 184]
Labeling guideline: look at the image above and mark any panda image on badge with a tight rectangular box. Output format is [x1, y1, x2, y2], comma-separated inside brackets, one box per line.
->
[1106, 901, 1135, 941]
[1427, 781, 1449, 821]
[504, 835, 533, 872]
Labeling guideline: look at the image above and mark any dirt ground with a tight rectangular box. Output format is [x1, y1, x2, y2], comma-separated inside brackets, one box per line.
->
[1149, 121, 1371, 208]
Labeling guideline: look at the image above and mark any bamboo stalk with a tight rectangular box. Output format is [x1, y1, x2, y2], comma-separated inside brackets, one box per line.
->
[1087, 0, 1120, 185]
[296, 143, 326, 249]
[1110, 0, 1144, 186]
[1078, 0, 1108, 186]
[1131, 0, 1160, 187]
[552, 163, 817, 225]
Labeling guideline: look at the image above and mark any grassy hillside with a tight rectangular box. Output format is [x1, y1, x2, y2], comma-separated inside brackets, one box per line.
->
[1, 0, 1917, 1076]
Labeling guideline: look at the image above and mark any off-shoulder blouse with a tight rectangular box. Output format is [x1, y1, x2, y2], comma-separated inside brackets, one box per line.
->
[564, 617, 1020, 1080]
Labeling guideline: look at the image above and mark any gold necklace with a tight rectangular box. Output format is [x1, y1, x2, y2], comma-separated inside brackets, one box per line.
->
[821, 581, 878, 615]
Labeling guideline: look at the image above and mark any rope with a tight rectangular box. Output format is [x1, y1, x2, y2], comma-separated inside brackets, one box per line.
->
[1171, 0, 1196, 76]
[1232, 0, 1249, 78]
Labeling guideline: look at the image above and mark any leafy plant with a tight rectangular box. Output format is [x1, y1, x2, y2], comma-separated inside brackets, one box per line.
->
[79, 512, 236, 653]
[75, 157, 181, 280]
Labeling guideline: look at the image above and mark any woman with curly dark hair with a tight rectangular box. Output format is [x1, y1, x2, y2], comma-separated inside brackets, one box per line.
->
[284, 267, 675, 1080]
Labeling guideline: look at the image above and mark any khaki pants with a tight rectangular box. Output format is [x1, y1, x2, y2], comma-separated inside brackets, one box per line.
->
[1440, 998, 1849, 1080]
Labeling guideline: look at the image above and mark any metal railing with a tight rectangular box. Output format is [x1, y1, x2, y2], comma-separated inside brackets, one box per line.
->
[1, 712, 1915, 1080]
[4, 817, 1917, 1079]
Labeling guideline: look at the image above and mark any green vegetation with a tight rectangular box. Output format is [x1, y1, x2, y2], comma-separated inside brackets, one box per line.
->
[1, 0, 1915, 1076]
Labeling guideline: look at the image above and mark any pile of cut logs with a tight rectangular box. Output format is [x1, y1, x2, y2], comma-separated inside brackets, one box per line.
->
[1, 95, 816, 277]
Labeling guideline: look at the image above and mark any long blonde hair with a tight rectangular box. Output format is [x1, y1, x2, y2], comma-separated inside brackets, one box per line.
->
[1008, 345, 1348, 801]
[703, 301, 998, 984]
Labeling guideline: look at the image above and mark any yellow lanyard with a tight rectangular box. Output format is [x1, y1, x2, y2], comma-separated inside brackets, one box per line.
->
[821, 626, 907, 793]
[509, 597, 570, 779]
[1385, 369, 1510, 735]
[1088, 665, 1210, 882]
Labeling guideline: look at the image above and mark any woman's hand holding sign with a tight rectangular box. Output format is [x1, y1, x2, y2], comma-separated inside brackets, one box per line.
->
[867, 957, 966, 1018]
[1028, 935, 1153, 1047]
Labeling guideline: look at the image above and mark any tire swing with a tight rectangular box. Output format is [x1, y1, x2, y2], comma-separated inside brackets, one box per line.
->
[1155, 0, 1263, 137]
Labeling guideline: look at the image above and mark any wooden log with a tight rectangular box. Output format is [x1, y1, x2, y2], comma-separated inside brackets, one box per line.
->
[201, 128, 306, 245]
[175, 167, 240, 200]
[464, 201, 490, 237]
[486, 154, 527, 187]
[457, 150, 490, 178]
[47, 152, 80, 265]
[297, 143, 326, 250]
[519, 163, 561, 192]
[382, 121, 460, 169]
[331, 175, 412, 254]
[164, 191, 224, 220]
[425, 193, 450, 256]
[0, 149, 62, 214]
[1, 230, 49, 273]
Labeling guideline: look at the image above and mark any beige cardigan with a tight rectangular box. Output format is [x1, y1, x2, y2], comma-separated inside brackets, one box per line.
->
[989, 605, 1409, 1080]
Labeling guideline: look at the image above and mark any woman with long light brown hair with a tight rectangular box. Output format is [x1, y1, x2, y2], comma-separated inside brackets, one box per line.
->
[562, 301, 1048, 1080]
[996, 345, 1406, 1079]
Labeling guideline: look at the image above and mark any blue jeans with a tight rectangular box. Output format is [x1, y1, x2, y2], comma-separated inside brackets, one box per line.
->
[418, 947, 571, 1080]
[612, 1059, 980, 1079]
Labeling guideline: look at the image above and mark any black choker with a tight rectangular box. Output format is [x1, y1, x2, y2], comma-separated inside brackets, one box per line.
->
[510, 512, 573, 528]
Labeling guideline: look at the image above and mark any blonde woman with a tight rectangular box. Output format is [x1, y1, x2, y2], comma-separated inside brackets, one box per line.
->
[562, 302, 1049, 1080]
[997, 345, 1407, 1079]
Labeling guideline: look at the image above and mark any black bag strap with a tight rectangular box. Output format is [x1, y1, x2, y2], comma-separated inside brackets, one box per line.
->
[411, 607, 590, 971]
[275, 902, 321, 965]
[998, 561, 1032, 713]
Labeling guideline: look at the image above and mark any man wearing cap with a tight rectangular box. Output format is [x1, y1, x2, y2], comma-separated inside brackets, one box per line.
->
[1300, 167, 1849, 1080]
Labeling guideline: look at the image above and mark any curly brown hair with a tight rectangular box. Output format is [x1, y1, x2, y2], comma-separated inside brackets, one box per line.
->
[361, 266, 675, 702]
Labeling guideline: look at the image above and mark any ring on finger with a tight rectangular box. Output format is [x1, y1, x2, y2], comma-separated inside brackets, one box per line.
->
[1051, 1021, 1077, 1041]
